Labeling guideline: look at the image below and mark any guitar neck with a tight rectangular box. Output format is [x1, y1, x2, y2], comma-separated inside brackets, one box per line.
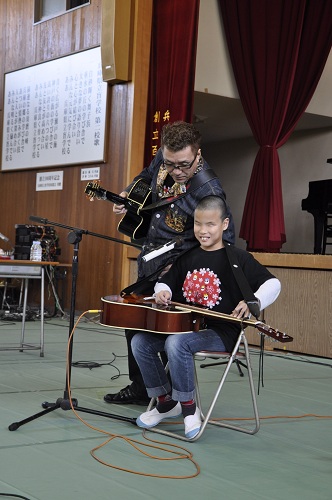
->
[170, 301, 256, 327]
[170, 301, 293, 343]
[85, 183, 129, 207]
[99, 189, 130, 207]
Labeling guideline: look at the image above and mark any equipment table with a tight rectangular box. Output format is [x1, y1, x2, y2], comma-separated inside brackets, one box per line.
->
[0, 260, 59, 356]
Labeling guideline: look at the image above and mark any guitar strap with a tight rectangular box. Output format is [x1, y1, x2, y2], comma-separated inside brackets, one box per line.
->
[140, 168, 218, 212]
[224, 243, 261, 319]
[224, 242, 265, 392]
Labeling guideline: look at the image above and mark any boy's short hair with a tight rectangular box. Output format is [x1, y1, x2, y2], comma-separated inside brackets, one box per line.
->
[196, 196, 228, 220]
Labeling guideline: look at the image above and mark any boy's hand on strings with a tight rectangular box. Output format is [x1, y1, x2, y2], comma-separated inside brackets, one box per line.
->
[231, 300, 250, 318]
[155, 290, 171, 306]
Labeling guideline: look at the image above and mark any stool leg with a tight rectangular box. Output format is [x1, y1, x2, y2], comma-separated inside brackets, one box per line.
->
[2, 281, 8, 309]
[20, 278, 29, 350]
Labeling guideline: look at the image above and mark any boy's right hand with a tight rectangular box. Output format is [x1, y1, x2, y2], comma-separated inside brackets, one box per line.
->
[154, 290, 171, 306]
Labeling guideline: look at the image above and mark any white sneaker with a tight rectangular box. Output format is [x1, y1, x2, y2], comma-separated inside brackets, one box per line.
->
[184, 408, 201, 439]
[136, 402, 182, 428]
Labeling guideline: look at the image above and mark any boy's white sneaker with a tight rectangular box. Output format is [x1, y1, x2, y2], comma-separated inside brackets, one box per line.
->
[136, 402, 182, 428]
[184, 408, 201, 439]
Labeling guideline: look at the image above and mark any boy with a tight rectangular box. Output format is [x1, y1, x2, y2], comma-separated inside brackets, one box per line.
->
[131, 195, 281, 439]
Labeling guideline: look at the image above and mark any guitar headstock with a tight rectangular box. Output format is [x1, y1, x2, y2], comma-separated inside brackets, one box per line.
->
[255, 322, 293, 343]
[85, 181, 104, 201]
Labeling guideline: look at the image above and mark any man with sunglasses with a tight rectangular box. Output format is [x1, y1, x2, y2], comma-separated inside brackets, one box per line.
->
[104, 121, 235, 406]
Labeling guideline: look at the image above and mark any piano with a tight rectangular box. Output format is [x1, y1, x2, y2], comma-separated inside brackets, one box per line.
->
[301, 177, 332, 254]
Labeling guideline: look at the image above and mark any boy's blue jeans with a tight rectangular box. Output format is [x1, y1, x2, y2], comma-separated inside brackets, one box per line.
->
[131, 329, 226, 402]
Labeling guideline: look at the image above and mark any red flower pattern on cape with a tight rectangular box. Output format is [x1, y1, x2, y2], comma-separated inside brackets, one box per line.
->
[182, 268, 221, 309]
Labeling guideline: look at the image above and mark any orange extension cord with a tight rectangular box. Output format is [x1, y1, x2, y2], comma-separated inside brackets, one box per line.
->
[66, 311, 332, 479]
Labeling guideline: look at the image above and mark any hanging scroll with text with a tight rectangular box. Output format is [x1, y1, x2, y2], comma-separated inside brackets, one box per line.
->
[1, 46, 108, 172]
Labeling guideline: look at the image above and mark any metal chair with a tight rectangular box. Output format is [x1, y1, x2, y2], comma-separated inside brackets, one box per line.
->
[144, 326, 260, 442]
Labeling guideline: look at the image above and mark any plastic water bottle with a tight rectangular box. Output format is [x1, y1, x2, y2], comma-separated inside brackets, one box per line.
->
[30, 240, 42, 261]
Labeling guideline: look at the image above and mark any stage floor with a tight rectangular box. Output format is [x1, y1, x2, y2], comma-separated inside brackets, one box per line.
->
[0, 315, 331, 500]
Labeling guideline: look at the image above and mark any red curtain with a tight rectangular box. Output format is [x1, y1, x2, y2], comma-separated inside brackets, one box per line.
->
[143, 0, 200, 166]
[219, 0, 332, 251]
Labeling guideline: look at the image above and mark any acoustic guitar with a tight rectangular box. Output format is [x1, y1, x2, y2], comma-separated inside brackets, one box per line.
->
[100, 295, 197, 334]
[100, 295, 293, 343]
[85, 179, 152, 240]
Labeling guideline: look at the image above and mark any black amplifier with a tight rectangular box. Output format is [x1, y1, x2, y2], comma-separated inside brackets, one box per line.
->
[14, 225, 61, 261]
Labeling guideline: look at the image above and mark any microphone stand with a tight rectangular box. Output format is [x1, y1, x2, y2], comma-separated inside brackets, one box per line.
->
[9, 217, 139, 431]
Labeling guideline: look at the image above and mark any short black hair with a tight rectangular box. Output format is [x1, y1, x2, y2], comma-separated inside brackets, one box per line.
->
[196, 195, 228, 220]
[161, 121, 201, 152]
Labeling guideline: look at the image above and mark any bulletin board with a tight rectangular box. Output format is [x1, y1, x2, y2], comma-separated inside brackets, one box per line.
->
[1, 46, 108, 171]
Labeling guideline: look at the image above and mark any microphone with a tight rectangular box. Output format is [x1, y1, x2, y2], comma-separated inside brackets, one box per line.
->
[142, 237, 183, 262]
[0, 232, 9, 242]
[29, 215, 49, 224]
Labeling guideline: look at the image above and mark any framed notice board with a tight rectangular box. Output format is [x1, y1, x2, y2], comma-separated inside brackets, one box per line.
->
[1, 46, 108, 171]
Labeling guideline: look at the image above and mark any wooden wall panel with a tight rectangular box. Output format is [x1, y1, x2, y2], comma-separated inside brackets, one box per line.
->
[0, 0, 153, 312]
[246, 254, 332, 358]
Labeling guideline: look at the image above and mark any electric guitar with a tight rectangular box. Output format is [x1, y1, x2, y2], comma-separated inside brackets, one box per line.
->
[85, 179, 152, 240]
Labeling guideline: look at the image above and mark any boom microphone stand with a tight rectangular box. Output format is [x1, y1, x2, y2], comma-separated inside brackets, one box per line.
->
[9, 216, 139, 431]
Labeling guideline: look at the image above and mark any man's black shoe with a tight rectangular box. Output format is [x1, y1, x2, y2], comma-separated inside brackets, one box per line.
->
[104, 384, 150, 405]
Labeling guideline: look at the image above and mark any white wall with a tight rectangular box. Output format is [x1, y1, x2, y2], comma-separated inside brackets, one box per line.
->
[195, 0, 238, 98]
[306, 50, 332, 117]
